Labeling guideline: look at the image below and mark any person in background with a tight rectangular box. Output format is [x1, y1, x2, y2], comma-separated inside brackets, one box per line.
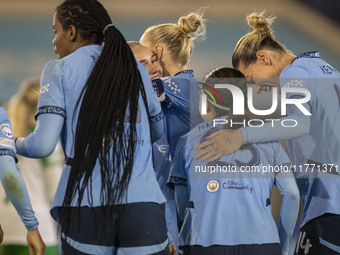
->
[0, 78, 62, 255]
[129, 41, 177, 255]
[0, 107, 45, 255]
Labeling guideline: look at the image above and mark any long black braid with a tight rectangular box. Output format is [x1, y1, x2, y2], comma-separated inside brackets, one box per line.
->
[56, 0, 150, 232]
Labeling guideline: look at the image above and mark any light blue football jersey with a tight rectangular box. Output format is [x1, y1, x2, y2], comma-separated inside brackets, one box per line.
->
[33, 45, 165, 221]
[280, 51, 340, 227]
[154, 70, 203, 157]
[0, 107, 16, 158]
[152, 129, 179, 247]
[168, 118, 298, 247]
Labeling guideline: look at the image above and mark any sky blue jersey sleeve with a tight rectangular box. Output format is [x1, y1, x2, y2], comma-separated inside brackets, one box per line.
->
[138, 62, 164, 142]
[36, 60, 66, 117]
[16, 61, 65, 157]
[168, 135, 190, 221]
[274, 143, 300, 255]
[241, 105, 310, 145]
[0, 155, 39, 231]
[16, 114, 64, 157]
[0, 108, 38, 231]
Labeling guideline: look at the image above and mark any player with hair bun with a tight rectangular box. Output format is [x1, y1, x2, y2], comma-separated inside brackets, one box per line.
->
[139, 12, 206, 255]
[195, 11, 340, 255]
[140, 11, 206, 158]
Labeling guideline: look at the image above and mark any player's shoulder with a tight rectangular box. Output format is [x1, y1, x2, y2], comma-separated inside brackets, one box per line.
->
[0, 107, 7, 121]
[281, 62, 312, 79]
[44, 45, 101, 73]
[161, 73, 191, 87]
[136, 60, 147, 72]
[0, 107, 10, 125]
[0, 108, 14, 141]
[282, 52, 339, 79]
[137, 61, 151, 82]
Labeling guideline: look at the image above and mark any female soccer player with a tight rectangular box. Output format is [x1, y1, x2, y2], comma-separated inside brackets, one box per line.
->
[195, 12, 340, 255]
[15, 0, 168, 254]
[169, 67, 300, 255]
[0, 107, 45, 255]
[129, 41, 177, 255]
[128, 41, 163, 80]
[140, 11, 206, 157]
[0, 79, 61, 255]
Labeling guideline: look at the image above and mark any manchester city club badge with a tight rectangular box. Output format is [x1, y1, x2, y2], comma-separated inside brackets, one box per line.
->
[207, 180, 220, 192]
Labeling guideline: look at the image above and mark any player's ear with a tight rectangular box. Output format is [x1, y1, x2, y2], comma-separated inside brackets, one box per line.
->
[256, 50, 272, 66]
[153, 44, 163, 60]
[68, 25, 77, 42]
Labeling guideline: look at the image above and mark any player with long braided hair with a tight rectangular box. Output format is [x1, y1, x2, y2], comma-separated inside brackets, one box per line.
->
[15, 0, 168, 254]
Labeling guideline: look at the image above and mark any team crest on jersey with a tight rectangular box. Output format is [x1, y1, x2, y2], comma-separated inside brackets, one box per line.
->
[0, 124, 13, 138]
[207, 180, 219, 192]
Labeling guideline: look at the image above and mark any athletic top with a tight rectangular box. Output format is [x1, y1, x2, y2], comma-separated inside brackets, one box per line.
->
[0, 107, 38, 231]
[15, 45, 166, 221]
[153, 132, 172, 200]
[152, 131, 178, 246]
[168, 118, 299, 254]
[241, 51, 340, 227]
[153, 70, 203, 157]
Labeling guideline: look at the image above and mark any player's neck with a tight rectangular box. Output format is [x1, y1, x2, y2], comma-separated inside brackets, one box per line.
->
[163, 62, 184, 77]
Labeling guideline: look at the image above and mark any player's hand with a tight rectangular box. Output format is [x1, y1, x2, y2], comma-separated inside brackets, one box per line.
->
[27, 228, 45, 255]
[194, 129, 243, 162]
[0, 224, 4, 244]
[169, 244, 177, 255]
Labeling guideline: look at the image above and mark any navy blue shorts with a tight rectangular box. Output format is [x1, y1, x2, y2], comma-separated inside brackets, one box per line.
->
[59, 202, 169, 255]
[295, 213, 340, 255]
[180, 243, 281, 255]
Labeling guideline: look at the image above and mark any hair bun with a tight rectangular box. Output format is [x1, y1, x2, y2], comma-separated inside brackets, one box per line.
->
[247, 12, 274, 36]
[177, 12, 206, 39]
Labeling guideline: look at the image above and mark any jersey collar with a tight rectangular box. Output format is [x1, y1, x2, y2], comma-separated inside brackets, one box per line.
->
[174, 70, 194, 77]
[291, 51, 321, 64]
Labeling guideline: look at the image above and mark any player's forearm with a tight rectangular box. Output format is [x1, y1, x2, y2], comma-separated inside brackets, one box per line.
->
[174, 184, 189, 221]
[241, 114, 310, 145]
[276, 172, 300, 255]
[0, 156, 39, 231]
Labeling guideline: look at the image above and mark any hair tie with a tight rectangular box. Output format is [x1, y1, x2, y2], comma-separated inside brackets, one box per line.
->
[103, 24, 115, 35]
